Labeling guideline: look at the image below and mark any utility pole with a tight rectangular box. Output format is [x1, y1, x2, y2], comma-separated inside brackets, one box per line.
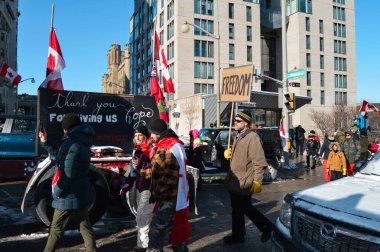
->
[281, 0, 291, 161]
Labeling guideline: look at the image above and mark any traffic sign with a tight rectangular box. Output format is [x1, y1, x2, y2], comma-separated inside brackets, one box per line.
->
[287, 69, 306, 79]
[289, 82, 301, 87]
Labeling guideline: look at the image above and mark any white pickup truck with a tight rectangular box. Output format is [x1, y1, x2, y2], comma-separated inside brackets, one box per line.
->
[272, 154, 380, 251]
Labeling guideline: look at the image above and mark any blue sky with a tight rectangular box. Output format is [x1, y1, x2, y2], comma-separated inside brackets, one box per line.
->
[18, 1, 378, 103]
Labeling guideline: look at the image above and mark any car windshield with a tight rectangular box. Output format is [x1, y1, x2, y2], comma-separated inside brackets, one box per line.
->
[199, 129, 218, 145]
[359, 153, 380, 176]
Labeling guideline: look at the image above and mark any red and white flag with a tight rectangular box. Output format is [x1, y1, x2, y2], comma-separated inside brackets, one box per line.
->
[154, 32, 175, 94]
[279, 119, 286, 148]
[359, 100, 380, 116]
[150, 65, 169, 122]
[39, 28, 65, 93]
[0, 63, 22, 86]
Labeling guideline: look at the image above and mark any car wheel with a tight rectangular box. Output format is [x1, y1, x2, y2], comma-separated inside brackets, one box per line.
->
[34, 166, 109, 228]
[263, 159, 278, 182]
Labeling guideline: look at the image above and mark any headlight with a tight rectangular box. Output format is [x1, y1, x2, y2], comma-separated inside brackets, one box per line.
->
[279, 194, 293, 229]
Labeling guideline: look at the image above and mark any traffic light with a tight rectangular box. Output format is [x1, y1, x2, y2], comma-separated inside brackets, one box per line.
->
[285, 92, 296, 111]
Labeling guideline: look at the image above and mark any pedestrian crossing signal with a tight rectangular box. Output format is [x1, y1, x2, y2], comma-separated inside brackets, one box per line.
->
[285, 92, 295, 111]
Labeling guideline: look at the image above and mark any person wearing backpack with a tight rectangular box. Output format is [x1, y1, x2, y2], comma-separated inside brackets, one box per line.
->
[294, 125, 306, 158]
[305, 130, 320, 169]
[341, 131, 361, 176]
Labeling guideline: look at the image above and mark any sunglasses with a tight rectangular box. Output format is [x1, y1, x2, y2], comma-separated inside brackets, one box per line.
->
[234, 119, 243, 123]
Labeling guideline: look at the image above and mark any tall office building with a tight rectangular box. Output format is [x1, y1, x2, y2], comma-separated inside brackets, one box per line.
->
[0, 0, 19, 114]
[130, 0, 356, 130]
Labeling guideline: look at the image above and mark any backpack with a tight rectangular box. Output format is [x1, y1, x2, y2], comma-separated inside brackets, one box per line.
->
[307, 138, 318, 149]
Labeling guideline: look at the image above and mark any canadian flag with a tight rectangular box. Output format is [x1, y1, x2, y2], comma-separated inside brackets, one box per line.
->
[39, 28, 65, 93]
[360, 100, 380, 116]
[279, 119, 286, 148]
[0, 63, 22, 86]
[154, 32, 175, 94]
[150, 65, 169, 123]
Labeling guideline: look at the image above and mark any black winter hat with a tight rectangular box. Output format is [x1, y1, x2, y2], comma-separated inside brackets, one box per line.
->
[62, 113, 81, 130]
[135, 125, 150, 139]
[148, 119, 168, 135]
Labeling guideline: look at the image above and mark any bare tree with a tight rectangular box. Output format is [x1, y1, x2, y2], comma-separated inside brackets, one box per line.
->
[182, 96, 200, 132]
[309, 105, 358, 135]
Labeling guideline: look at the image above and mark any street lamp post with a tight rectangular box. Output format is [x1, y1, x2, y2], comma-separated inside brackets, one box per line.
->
[181, 19, 221, 128]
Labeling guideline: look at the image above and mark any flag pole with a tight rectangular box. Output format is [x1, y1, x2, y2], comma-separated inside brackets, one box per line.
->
[50, 4, 55, 28]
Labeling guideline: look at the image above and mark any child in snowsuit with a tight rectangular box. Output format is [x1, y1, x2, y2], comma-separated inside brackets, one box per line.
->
[327, 142, 347, 181]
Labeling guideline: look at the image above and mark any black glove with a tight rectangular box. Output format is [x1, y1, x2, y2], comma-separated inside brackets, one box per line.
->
[149, 195, 157, 204]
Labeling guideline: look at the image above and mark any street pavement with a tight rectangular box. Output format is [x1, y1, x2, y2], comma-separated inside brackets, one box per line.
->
[0, 157, 325, 251]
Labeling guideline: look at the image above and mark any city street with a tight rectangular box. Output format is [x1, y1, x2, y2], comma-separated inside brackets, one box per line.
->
[0, 158, 325, 251]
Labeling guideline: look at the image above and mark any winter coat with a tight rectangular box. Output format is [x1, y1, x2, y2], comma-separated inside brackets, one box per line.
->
[42, 124, 94, 210]
[341, 138, 360, 164]
[359, 135, 369, 153]
[305, 136, 320, 155]
[295, 126, 306, 142]
[121, 140, 152, 193]
[319, 139, 334, 160]
[356, 113, 367, 135]
[336, 131, 345, 145]
[327, 143, 346, 172]
[150, 129, 183, 203]
[225, 128, 267, 196]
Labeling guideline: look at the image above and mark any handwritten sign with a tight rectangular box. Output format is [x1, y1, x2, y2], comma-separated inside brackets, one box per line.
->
[221, 65, 253, 102]
[38, 89, 159, 154]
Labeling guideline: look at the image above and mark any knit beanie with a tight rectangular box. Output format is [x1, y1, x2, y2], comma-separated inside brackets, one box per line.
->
[135, 125, 150, 139]
[148, 119, 168, 135]
[62, 113, 81, 130]
[236, 110, 252, 123]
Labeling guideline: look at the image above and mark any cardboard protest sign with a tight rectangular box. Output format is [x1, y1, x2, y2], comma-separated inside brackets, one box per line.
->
[221, 65, 253, 102]
[38, 89, 159, 154]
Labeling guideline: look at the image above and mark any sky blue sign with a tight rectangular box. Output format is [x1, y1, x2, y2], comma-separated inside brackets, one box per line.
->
[287, 69, 306, 79]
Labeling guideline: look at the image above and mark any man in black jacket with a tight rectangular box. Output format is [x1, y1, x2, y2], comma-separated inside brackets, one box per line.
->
[39, 113, 96, 252]
[294, 125, 306, 158]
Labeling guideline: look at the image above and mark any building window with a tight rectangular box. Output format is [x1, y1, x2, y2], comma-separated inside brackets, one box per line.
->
[320, 91, 325, 105]
[320, 55, 324, 69]
[334, 40, 346, 54]
[194, 40, 214, 58]
[307, 71, 311, 86]
[307, 89, 311, 97]
[167, 21, 174, 40]
[159, 31, 164, 45]
[194, 0, 213, 15]
[334, 57, 347, 71]
[334, 74, 347, 88]
[229, 23, 234, 39]
[333, 6, 345, 21]
[333, 0, 345, 4]
[229, 44, 235, 60]
[320, 73, 324, 87]
[246, 26, 252, 42]
[305, 17, 310, 31]
[161, 0, 165, 9]
[320, 37, 324, 51]
[246, 6, 252, 22]
[167, 1, 174, 20]
[319, 20, 324, 34]
[194, 83, 214, 94]
[159, 12, 164, 27]
[335, 91, 347, 105]
[306, 35, 310, 49]
[167, 42, 174, 60]
[247, 46, 252, 62]
[306, 53, 311, 68]
[168, 63, 174, 80]
[194, 62, 214, 79]
[229, 3, 234, 19]
[333, 23, 346, 38]
[194, 19, 214, 36]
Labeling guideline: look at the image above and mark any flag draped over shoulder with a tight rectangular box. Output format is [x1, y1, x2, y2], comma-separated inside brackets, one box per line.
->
[150, 65, 169, 123]
[0, 63, 21, 86]
[360, 100, 380, 116]
[40, 28, 65, 93]
[154, 32, 175, 94]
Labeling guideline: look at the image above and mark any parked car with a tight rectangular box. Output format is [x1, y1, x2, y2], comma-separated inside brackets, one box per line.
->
[0, 115, 41, 179]
[272, 153, 380, 251]
[198, 127, 284, 181]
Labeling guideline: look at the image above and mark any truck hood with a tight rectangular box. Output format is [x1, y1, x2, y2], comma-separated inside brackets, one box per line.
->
[293, 174, 380, 223]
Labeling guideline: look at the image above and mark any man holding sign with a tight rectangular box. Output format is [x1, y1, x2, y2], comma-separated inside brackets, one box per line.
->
[223, 111, 274, 244]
